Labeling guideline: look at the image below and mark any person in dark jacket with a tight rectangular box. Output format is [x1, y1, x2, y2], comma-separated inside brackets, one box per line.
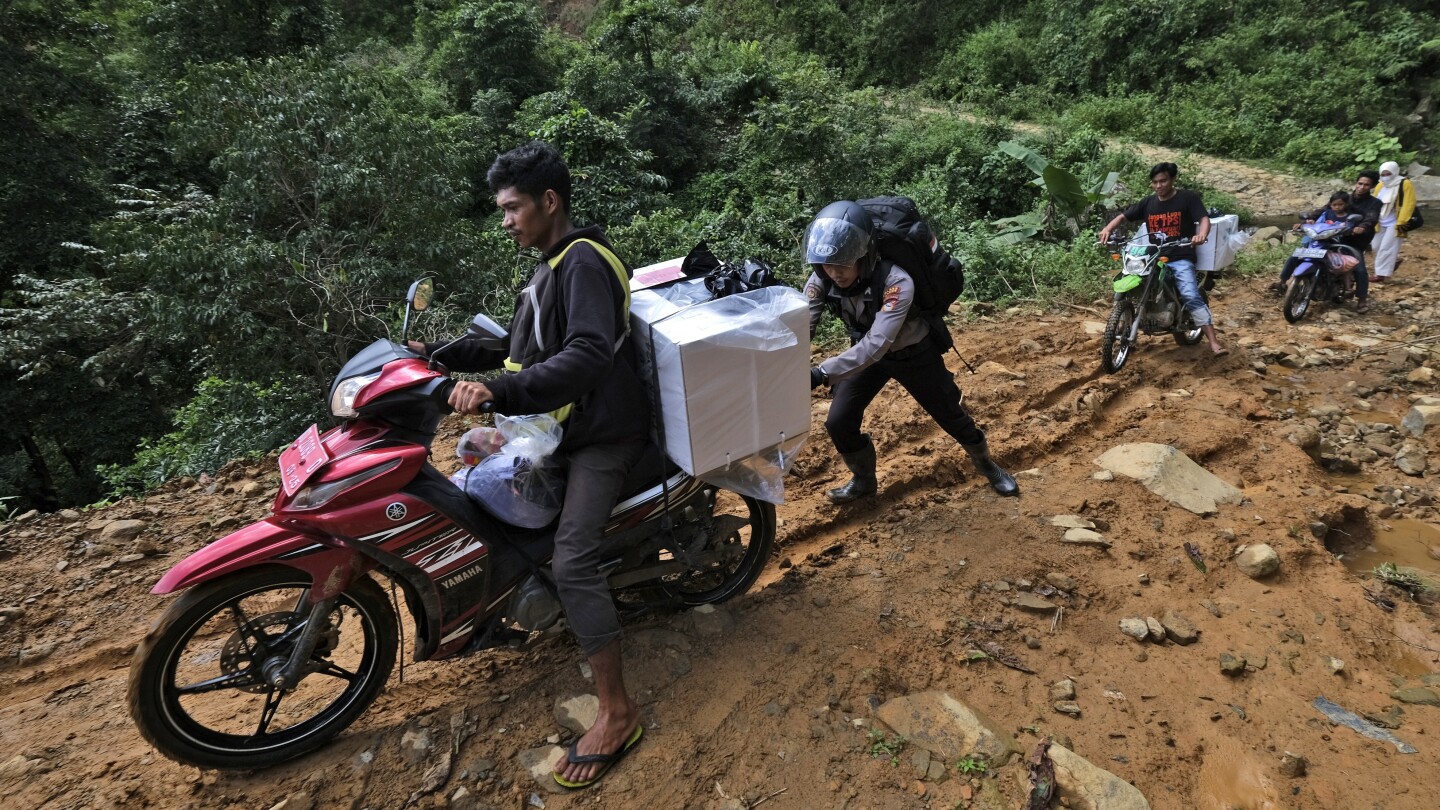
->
[803, 201, 1018, 502]
[1270, 171, 1380, 312]
[412, 142, 649, 790]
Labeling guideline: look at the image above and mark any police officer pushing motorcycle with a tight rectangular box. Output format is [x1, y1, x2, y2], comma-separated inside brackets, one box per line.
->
[803, 201, 1019, 503]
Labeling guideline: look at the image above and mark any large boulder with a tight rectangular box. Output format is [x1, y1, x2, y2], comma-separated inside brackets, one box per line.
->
[1093, 444, 1243, 515]
[1402, 405, 1440, 437]
[873, 691, 1021, 764]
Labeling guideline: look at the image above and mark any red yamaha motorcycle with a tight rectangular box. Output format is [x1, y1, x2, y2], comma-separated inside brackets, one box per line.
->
[128, 280, 775, 770]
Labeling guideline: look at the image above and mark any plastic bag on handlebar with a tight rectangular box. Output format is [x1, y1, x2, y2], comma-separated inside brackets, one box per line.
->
[449, 414, 566, 528]
[456, 427, 504, 466]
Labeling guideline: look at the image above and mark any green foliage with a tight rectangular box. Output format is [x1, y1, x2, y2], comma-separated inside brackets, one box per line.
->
[417, 0, 557, 110]
[518, 100, 669, 227]
[5, 0, 1435, 511]
[942, 0, 1440, 169]
[955, 756, 988, 775]
[101, 377, 321, 496]
[1371, 562, 1438, 600]
[952, 230, 1111, 306]
[991, 140, 1119, 243]
[0, 275, 181, 510]
[866, 729, 907, 766]
[0, 0, 113, 288]
[115, 54, 493, 380]
[136, 0, 339, 74]
[1226, 239, 1289, 280]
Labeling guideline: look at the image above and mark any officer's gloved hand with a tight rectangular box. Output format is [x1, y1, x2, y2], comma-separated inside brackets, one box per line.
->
[810, 366, 828, 390]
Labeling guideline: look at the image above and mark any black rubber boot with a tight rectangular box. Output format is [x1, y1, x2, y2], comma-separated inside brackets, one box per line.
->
[961, 438, 1019, 497]
[827, 436, 877, 504]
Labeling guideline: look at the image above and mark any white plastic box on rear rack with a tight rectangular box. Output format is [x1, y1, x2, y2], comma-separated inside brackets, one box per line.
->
[629, 275, 810, 504]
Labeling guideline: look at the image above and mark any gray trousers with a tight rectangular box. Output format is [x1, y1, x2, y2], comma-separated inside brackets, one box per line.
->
[553, 439, 647, 657]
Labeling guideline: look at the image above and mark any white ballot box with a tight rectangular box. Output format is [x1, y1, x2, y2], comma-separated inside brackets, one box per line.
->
[629, 278, 811, 502]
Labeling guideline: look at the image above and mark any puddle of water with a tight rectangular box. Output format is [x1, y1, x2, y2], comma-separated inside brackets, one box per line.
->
[1339, 518, 1440, 577]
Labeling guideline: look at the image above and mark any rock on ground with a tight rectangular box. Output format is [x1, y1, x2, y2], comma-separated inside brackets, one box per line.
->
[1093, 444, 1243, 515]
[553, 693, 598, 737]
[1013, 744, 1151, 810]
[1235, 544, 1281, 579]
[873, 691, 1021, 764]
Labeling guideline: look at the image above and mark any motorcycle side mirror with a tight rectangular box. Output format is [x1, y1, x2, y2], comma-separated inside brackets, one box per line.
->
[407, 278, 434, 312]
[466, 313, 509, 351]
[400, 278, 435, 343]
[1346, 213, 1363, 223]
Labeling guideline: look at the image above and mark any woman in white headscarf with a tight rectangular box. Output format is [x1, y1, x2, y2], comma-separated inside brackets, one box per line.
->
[1370, 161, 1417, 282]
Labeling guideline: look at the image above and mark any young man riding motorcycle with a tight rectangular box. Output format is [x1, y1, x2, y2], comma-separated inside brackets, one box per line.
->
[410, 142, 649, 790]
[803, 200, 1018, 502]
[1097, 162, 1226, 356]
[1270, 170, 1380, 312]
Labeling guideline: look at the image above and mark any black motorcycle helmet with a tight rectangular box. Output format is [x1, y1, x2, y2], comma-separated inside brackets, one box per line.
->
[805, 201, 873, 275]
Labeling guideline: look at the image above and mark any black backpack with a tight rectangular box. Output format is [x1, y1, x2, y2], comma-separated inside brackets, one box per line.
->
[818, 197, 965, 350]
[857, 196, 965, 312]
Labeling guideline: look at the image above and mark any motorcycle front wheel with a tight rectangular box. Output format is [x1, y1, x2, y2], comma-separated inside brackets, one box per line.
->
[128, 566, 397, 770]
[1101, 297, 1138, 373]
[659, 491, 775, 606]
[1283, 274, 1316, 323]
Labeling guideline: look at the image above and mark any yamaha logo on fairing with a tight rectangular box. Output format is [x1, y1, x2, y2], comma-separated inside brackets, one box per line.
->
[385, 502, 407, 521]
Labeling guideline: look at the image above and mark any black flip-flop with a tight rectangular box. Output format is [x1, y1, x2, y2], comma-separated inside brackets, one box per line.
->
[553, 724, 644, 790]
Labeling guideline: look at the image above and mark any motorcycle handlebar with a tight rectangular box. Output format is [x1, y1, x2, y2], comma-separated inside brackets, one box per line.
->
[1100, 234, 1193, 247]
[432, 378, 496, 414]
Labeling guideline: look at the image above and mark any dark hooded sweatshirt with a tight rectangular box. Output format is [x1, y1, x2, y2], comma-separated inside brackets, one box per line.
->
[426, 226, 650, 451]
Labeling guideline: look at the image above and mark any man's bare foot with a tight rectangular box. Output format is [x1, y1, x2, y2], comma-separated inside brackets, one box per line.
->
[1211, 345, 1230, 356]
[556, 705, 640, 786]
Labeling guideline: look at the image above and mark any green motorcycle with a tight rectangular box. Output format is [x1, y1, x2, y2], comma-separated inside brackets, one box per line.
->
[1100, 232, 1207, 373]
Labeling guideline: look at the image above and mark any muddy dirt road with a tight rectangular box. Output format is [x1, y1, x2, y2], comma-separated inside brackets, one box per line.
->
[4, 230, 1440, 810]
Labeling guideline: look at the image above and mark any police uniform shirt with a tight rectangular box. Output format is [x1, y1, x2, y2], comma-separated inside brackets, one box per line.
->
[804, 263, 930, 382]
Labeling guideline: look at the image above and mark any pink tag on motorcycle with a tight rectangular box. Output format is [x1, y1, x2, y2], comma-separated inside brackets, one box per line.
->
[280, 424, 330, 495]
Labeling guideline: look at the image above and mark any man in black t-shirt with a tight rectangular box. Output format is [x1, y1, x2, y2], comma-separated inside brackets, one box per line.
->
[1098, 162, 1226, 356]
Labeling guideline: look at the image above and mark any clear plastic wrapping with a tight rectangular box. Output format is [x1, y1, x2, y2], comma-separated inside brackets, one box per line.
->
[450, 415, 566, 528]
[630, 278, 811, 503]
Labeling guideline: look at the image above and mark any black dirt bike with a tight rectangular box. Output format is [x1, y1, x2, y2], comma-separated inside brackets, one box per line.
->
[1099, 232, 1210, 373]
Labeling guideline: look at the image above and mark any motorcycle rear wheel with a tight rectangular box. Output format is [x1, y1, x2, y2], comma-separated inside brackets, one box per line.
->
[1283, 274, 1316, 323]
[659, 491, 775, 606]
[129, 566, 397, 770]
[1101, 298, 1137, 373]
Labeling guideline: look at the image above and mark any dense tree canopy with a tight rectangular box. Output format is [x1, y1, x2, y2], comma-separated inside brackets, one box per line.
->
[2, 0, 1435, 512]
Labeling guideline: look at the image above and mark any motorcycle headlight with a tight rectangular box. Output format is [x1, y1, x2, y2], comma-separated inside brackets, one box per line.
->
[1124, 256, 1149, 275]
[291, 459, 401, 511]
[330, 372, 381, 418]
